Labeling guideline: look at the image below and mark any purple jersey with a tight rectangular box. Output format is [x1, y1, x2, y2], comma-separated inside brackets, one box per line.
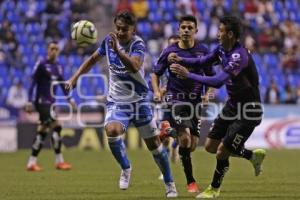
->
[28, 59, 67, 104]
[154, 42, 214, 102]
[181, 42, 261, 105]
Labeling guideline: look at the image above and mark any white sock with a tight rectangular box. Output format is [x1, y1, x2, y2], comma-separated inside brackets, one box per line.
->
[27, 156, 37, 167]
[55, 153, 64, 164]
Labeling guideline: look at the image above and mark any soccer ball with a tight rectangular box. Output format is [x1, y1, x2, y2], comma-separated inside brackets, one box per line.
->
[71, 20, 98, 47]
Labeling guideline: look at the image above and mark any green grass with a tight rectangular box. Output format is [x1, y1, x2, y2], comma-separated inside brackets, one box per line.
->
[0, 149, 299, 200]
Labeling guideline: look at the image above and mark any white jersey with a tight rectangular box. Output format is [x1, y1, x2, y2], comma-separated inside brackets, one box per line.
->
[97, 35, 148, 103]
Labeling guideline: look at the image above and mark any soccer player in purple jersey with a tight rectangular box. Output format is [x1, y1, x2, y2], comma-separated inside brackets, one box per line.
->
[169, 16, 266, 198]
[152, 15, 215, 193]
[25, 42, 75, 172]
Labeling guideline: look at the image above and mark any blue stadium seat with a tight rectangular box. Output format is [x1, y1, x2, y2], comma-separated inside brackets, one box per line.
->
[263, 53, 279, 69]
[148, 11, 162, 23]
[163, 12, 174, 23]
[36, 1, 46, 12]
[148, 0, 158, 12]
[16, 1, 28, 13]
[274, 1, 283, 12]
[137, 22, 151, 39]
[160, 0, 175, 12]
[195, 1, 206, 12]
[6, 11, 20, 23]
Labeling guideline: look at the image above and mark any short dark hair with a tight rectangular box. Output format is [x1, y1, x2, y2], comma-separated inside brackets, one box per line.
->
[179, 15, 198, 27]
[47, 41, 58, 47]
[114, 10, 136, 26]
[220, 16, 241, 39]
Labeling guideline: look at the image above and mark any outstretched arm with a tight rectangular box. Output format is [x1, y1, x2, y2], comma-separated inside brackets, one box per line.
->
[65, 51, 102, 90]
[170, 63, 230, 88]
[188, 71, 230, 88]
[168, 48, 219, 68]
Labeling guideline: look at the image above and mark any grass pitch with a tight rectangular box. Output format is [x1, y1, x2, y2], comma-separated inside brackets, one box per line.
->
[0, 149, 299, 200]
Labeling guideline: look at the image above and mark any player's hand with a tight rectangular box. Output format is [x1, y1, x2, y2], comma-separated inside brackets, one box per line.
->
[170, 63, 189, 79]
[168, 53, 182, 63]
[24, 102, 33, 113]
[153, 91, 162, 103]
[65, 76, 78, 91]
[159, 87, 167, 97]
[108, 32, 118, 52]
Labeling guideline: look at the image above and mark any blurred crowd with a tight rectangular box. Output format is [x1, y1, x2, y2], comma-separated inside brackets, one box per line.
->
[115, 0, 300, 104]
[0, 0, 300, 118]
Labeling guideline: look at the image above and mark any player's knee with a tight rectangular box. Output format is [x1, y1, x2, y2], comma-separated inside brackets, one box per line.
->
[38, 124, 49, 132]
[178, 135, 190, 147]
[105, 125, 123, 137]
[190, 136, 199, 152]
[144, 135, 161, 151]
[53, 125, 62, 133]
[205, 144, 217, 154]
[216, 145, 230, 159]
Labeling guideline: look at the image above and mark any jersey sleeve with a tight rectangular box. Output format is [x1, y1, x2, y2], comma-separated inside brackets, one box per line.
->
[153, 48, 169, 76]
[223, 48, 249, 77]
[97, 37, 107, 56]
[180, 46, 219, 67]
[28, 60, 41, 102]
[130, 40, 146, 61]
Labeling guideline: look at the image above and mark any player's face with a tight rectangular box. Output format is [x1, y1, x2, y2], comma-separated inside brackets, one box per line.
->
[178, 21, 197, 42]
[47, 43, 59, 61]
[218, 23, 230, 47]
[114, 19, 135, 44]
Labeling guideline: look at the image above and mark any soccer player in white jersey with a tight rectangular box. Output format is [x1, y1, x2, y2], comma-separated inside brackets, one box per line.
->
[66, 11, 177, 198]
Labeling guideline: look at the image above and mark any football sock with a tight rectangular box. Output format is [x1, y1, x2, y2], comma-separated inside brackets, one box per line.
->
[31, 131, 47, 157]
[211, 159, 229, 188]
[179, 147, 195, 184]
[151, 144, 174, 183]
[108, 136, 130, 170]
[240, 148, 253, 160]
[55, 153, 64, 164]
[172, 140, 178, 149]
[27, 156, 37, 167]
[51, 126, 62, 154]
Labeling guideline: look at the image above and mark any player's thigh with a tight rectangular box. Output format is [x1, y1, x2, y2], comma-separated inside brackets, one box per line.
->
[207, 103, 236, 141]
[49, 120, 61, 130]
[169, 103, 193, 131]
[204, 138, 221, 154]
[223, 121, 255, 154]
[177, 127, 192, 147]
[190, 134, 199, 152]
[143, 135, 161, 151]
[104, 102, 130, 136]
[36, 103, 55, 127]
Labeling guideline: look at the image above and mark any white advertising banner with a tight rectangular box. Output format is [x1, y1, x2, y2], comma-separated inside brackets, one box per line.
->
[0, 127, 17, 152]
[246, 117, 300, 149]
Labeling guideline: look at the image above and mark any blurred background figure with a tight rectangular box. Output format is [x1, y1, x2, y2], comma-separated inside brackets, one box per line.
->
[6, 79, 28, 119]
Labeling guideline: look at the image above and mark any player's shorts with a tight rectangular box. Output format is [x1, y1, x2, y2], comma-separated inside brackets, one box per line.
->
[164, 101, 202, 137]
[104, 100, 158, 139]
[35, 103, 56, 126]
[208, 102, 263, 154]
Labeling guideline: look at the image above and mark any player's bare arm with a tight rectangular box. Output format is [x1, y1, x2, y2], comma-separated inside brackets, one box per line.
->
[109, 32, 142, 73]
[65, 51, 102, 90]
[150, 73, 162, 103]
